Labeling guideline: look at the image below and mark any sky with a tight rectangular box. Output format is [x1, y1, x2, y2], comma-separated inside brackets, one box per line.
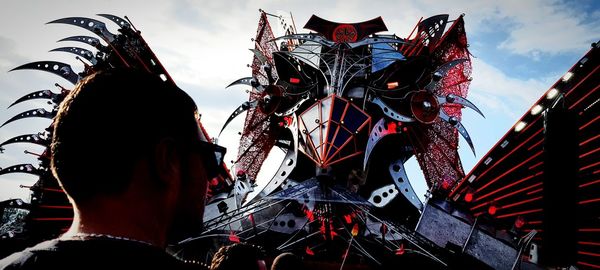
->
[0, 0, 598, 203]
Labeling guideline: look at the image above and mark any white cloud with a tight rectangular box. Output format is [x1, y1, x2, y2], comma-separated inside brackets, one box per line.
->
[469, 57, 554, 114]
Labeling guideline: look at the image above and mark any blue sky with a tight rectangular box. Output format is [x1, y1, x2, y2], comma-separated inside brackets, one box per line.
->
[0, 0, 598, 202]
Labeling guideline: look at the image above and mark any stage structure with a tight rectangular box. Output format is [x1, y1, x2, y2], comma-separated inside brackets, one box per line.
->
[0, 9, 597, 270]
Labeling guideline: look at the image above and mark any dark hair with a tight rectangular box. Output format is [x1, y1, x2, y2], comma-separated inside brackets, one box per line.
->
[271, 252, 303, 270]
[51, 69, 200, 203]
[210, 243, 266, 270]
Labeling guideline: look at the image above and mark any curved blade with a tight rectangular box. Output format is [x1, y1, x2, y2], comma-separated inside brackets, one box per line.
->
[219, 100, 258, 137]
[249, 49, 268, 65]
[226, 77, 263, 92]
[439, 110, 475, 155]
[57, 35, 103, 48]
[0, 164, 40, 177]
[272, 34, 335, 48]
[274, 95, 310, 117]
[47, 17, 115, 42]
[50, 47, 96, 64]
[1, 108, 55, 128]
[10, 61, 80, 85]
[348, 36, 410, 49]
[364, 118, 395, 170]
[389, 159, 423, 210]
[256, 114, 299, 199]
[424, 58, 469, 91]
[96, 14, 131, 28]
[368, 184, 399, 208]
[0, 134, 49, 148]
[437, 94, 485, 118]
[8, 90, 58, 108]
[371, 97, 415, 122]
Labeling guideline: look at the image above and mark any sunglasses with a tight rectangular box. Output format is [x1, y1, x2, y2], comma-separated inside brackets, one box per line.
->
[188, 139, 227, 179]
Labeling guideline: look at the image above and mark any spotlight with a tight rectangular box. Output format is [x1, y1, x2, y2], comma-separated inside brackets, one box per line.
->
[546, 88, 559, 99]
[530, 104, 544, 115]
[562, 72, 574, 82]
[514, 121, 527, 132]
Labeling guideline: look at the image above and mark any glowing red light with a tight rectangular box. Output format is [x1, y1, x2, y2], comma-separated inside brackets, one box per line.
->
[464, 192, 474, 203]
[304, 208, 315, 222]
[515, 216, 525, 229]
[210, 178, 219, 186]
[343, 214, 352, 224]
[395, 244, 405, 255]
[229, 231, 240, 243]
[305, 246, 315, 256]
[441, 180, 451, 190]
[488, 205, 498, 216]
[290, 77, 300, 84]
[387, 122, 398, 133]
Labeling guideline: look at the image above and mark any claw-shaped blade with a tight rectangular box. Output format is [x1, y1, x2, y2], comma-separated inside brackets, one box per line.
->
[437, 94, 485, 118]
[1, 108, 55, 128]
[219, 100, 258, 137]
[50, 47, 97, 64]
[57, 35, 103, 49]
[389, 159, 423, 210]
[0, 134, 49, 148]
[439, 110, 475, 155]
[424, 58, 469, 91]
[96, 14, 131, 28]
[226, 77, 263, 92]
[47, 17, 115, 42]
[8, 90, 58, 108]
[10, 61, 80, 85]
[364, 118, 396, 170]
[272, 34, 335, 47]
[371, 97, 415, 122]
[249, 49, 269, 65]
[0, 164, 40, 177]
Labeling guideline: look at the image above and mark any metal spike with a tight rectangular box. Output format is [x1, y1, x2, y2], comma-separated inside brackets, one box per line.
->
[1, 108, 55, 128]
[437, 94, 485, 118]
[8, 90, 57, 108]
[371, 97, 415, 122]
[424, 58, 469, 91]
[96, 14, 131, 28]
[10, 61, 80, 85]
[0, 134, 49, 148]
[50, 47, 97, 64]
[57, 35, 104, 49]
[0, 164, 40, 177]
[249, 49, 268, 65]
[226, 77, 262, 91]
[219, 100, 258, 137]
[47, 17, 115, 42]
[439, 110, 475, 155]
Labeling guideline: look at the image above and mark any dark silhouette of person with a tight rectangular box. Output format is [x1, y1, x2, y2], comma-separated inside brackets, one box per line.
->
[209, 243, 267, 270]
[271, 252, 303, 270]
[0, 69, 225, 269]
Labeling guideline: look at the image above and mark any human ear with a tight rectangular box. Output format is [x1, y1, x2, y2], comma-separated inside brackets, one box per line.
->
[153, 138, 182, 188]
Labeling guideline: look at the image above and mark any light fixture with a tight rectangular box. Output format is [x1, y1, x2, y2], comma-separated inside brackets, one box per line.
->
[562, 71, 574, 82]
[514, 121, 527, 132]
[530, 104, 544, 115]
[546, 88, 559, 99]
